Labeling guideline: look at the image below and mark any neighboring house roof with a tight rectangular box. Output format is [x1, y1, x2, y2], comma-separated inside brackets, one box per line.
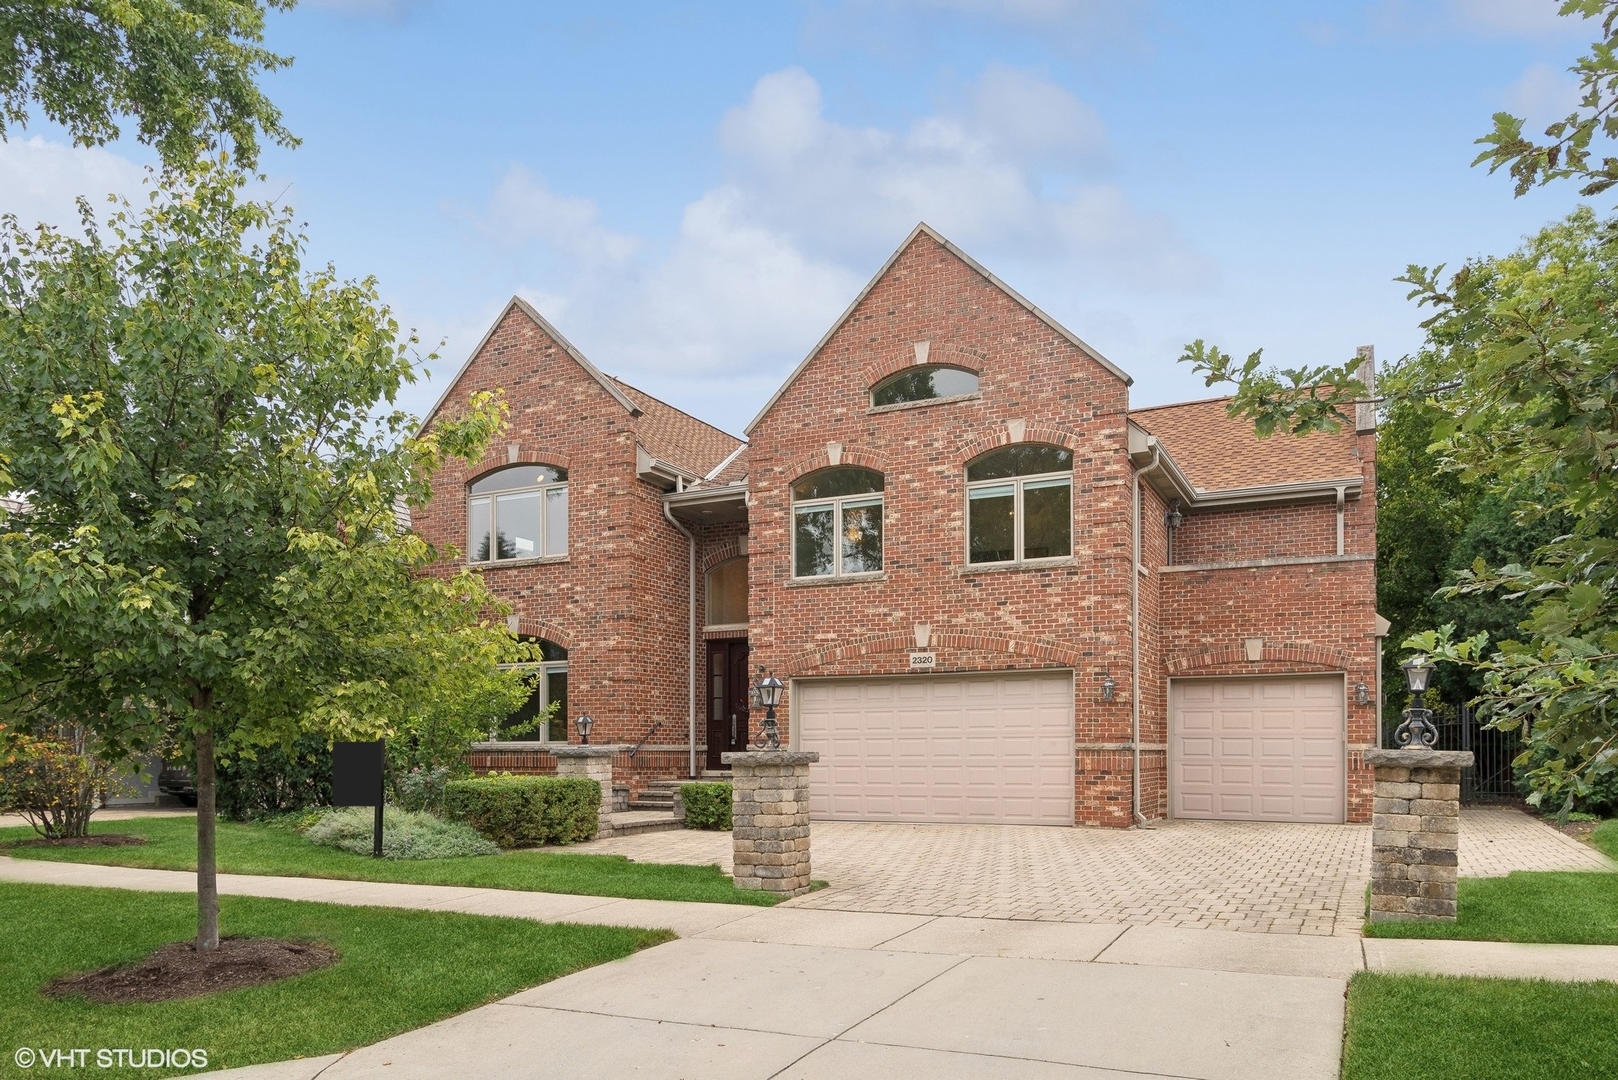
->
[610, 377, 745, 480]
[743, 222, 1132, 436]
[1129, 396, 1361, 494]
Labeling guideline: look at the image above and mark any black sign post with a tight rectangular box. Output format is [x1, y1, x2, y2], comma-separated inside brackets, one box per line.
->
[332, 740, 385, 857]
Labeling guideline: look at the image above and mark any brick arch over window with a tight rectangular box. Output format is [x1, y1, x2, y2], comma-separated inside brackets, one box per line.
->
[466, 446, 573, 483]
[785, 630, 1087, 677]
[701, 540, 746, 575]
[859, 342, 987, 390]
[509, 617, 574, 651]
[953, 425, 1079, 468]
[1165, 642, 1352, 675]
[782, 446, 890, 487]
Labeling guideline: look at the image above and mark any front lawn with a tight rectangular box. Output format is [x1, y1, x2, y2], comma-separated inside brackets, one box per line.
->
[1591, 818, 1618, 861]
[1, 816, 778, 907]
[1364, 871, 1618, 945]
[1342, 972, 1618, 1080]
[0, 881, 669, 1079]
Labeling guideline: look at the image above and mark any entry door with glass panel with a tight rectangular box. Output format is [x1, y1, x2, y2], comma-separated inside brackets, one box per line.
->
[706, 640, 750, 770]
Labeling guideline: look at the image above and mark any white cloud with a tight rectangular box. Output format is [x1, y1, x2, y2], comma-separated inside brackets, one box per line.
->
[1504, 61, 1583, 123]
[0, 136, 147, 235]
[480, 165, 638, 267]
[305, 0, 430, 18]
[1443, 0, 1571, 36]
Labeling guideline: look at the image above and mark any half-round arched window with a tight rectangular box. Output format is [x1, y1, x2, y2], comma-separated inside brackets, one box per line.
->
[791, 467, 884, 578]
[872, 366, 979, 407]
[965, 445, 1072, 564]
[706, 556, 749, 628]
[468, 464, 568, 562]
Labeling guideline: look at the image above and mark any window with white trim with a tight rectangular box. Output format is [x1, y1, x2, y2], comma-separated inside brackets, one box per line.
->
[792, 467, 884, 578]
[468, 465, 567, 562]
[966, 445, 1072, 564]
[494, 638, 568, 742]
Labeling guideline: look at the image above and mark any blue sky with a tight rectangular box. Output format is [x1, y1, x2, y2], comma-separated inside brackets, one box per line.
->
[0, 0, 1599, 435]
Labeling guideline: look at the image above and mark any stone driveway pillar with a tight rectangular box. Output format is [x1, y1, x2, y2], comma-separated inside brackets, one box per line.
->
[1364, 748, 1473, 922]
[551, 745, 623, 839]
[722, 750, 818, 897]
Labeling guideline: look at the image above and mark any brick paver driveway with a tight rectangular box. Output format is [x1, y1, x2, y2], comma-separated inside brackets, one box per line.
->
[576, 805, 1612, 936]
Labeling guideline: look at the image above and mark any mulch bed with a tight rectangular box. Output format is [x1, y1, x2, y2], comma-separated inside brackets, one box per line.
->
[44, 938, 339, 1003]
[9, 834, 147, 848]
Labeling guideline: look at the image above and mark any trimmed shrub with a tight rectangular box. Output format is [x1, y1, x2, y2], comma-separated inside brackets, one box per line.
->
[680, 782, 732, 830]
[304, 806, 499, 860]
[443, 775, 599, 848]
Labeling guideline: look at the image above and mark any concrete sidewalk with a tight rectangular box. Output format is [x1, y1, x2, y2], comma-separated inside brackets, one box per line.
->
[6, 857, 1617, 1080]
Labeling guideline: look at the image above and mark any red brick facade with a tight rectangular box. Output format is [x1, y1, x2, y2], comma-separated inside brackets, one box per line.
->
[417, 227, 1380, 826]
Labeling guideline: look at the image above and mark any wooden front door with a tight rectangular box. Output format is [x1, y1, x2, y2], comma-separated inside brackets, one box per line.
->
[706, 639, 750, 771]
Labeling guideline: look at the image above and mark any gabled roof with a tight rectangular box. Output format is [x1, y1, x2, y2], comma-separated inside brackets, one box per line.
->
[421, 296, 641, 427]
[1129, 396, 1362, 494]
[610, 377, 745, 480]
[743, 222, 1133, 436]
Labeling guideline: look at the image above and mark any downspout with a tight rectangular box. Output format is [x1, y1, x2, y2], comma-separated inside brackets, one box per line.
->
[1132, 445, 1166, 829]
[664, 494, 697, 779]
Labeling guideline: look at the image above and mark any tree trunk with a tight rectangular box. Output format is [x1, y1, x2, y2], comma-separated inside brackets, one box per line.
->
[194, 721, 219, 952]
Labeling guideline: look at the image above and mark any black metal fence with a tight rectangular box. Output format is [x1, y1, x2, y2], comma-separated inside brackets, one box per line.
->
[1383, 699, 1523, 802]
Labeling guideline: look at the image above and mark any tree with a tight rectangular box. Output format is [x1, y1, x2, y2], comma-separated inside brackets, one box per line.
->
[0, 161, 530, 948]
[0, 0, 297, 169]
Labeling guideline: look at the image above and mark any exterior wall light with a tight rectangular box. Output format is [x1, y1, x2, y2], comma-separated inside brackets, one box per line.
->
[753, 668, 785, 749]
[1101, 673, 1117, 702]
[576, 713, 594, 745]
[1165, 501, 1183, 530]
[1393, 655, 1438, 748]
[1355, 682, 1371, 706]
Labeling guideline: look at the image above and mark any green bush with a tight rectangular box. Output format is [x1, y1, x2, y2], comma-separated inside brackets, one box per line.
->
[217, 735, 332, 820]
[680, 782, 732, 830]
[442, 775, 599, 848]
[393, 765, 451, 813]
[304, 806, 499, 860]
[1514, 741, 1618, 817]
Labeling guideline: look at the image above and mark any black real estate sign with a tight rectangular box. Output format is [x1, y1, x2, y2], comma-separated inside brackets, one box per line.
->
[332, 740, 385, 857]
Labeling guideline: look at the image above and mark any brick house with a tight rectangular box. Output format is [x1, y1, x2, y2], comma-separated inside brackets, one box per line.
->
[416, 224, 1381, 827]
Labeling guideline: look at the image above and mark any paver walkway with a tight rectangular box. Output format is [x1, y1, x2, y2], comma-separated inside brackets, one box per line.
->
[5, 856, 1615, 1080]
[571, 804, 1611, 936]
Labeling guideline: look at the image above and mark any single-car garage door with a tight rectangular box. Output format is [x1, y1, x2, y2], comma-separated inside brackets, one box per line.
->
[1170, 676, 1345, 823]
[795, 672, 1074, 825]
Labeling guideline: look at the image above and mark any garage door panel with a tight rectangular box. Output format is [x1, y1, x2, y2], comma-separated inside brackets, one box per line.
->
[798, 672, 1074, 825]
[1172, 676, 1344, 824]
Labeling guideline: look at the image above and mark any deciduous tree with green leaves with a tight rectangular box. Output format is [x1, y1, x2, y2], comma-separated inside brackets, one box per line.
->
[0, 0, 297, 168]
[0, 161, 532, 949]
[1181, 1, 1618, 813]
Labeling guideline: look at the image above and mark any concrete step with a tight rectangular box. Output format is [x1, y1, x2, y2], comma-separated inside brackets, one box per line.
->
[606, 810, 684, 836]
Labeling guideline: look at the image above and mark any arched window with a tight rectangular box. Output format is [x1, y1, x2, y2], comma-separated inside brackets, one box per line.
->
[966, 445, 1072, 564]
[872, 366, 979, 407]
[495, 637, 568, 742]
[468, 464, 567, 562]
[791, 467, 884, 578]
[706, 556, 749, 628]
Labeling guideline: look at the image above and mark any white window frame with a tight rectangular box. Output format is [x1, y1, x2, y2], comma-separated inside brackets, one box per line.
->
[792, 493, 885, 579]
[491, 661, 569, 742]
[468, 469, 567, 564]
[966, 469, 1073, 566]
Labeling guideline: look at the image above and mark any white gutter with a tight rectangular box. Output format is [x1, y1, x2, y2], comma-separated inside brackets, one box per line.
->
[1131, 445, 1166, 829]
[663, 494, 698, 778]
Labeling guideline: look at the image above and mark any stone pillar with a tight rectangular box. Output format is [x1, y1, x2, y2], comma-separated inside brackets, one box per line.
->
[722, 751, 819, 897]
[551, 745, 623, 839]
[1364, 748, 1473, 922]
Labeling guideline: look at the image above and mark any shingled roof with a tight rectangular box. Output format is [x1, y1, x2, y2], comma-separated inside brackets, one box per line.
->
[1129, 396, 1362, 493]
[611, 377, 745, 481]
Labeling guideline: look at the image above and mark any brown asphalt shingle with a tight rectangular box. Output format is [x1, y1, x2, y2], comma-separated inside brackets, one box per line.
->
[610, 377, 745, 480]
[1130, 396, 1362, 492]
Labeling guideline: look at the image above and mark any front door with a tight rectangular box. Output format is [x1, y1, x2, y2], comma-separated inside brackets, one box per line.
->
[706, 639, 750, 770]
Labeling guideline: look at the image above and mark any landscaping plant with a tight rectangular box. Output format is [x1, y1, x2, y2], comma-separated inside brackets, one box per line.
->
[216, 733, 333, 821]
[443, 776, 600, 848]
[0, 723, 110, 839]
[680, 781, 733, 830]
[303, 806, 498, 860]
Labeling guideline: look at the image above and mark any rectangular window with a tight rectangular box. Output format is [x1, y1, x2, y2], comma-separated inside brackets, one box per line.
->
[840, 498, 884, 574]
[543, 668, 567, 741]
[469, 497, 491, 563]
[1021, 478, 1072, 560]
[545, 487, 568, 556]
[494, 663, 568, 741]
[794, 505, 835, 577]
[496, 490, 543, 559]
[967, 477, 1071, 564]
[968, 485, 1016, 564]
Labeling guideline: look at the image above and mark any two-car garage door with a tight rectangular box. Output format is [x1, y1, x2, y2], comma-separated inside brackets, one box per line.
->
[1170, 676, 1345, 823]
[795, 672, 1074, 825]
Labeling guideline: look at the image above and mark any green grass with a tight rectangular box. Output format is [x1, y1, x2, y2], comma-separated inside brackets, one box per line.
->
[1592, 818, 1618, 861]
[1343, 972, 1618, 1080]
[1, 816, 779, 907]
[0, 880, 669, 1079]
[1364, 871, 1618, 944]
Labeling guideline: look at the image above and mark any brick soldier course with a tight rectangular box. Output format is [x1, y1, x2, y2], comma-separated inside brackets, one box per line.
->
[723, 751, 818, 896]
[416, 222, 1381, 829]
[1365, 748, 1473, 922]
